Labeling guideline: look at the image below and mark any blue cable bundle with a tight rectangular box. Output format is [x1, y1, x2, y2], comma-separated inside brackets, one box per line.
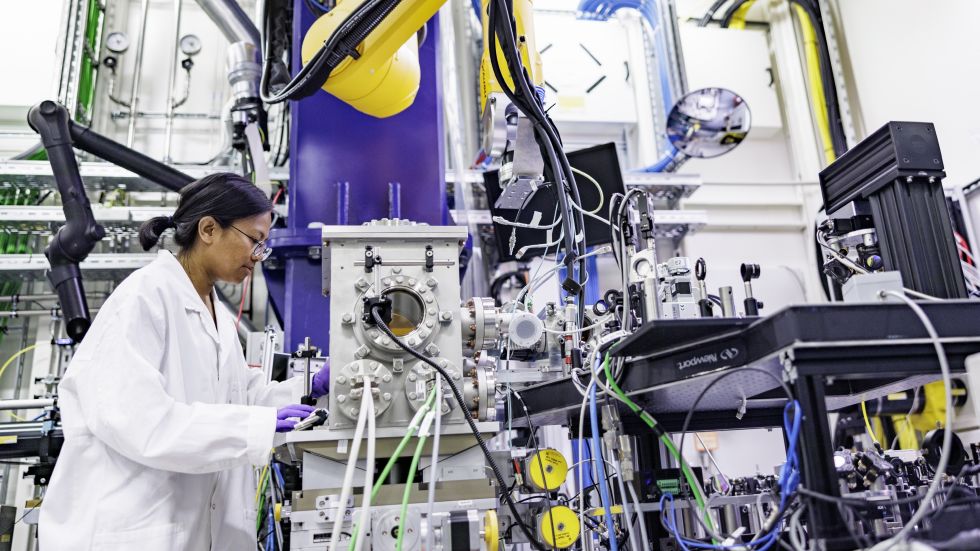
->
[661, 401, 802, 551]
[576, 0, 680, 173]
[589, 382, 620, 551]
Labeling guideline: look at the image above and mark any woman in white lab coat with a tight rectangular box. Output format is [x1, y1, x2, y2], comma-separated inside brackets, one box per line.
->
[39, 173, 329, 550]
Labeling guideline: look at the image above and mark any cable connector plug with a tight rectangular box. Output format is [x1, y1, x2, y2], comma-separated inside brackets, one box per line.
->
[363, 296, 391, 326]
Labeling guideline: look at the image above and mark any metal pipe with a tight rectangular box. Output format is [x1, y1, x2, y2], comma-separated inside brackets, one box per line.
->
[719, 286, 735, 317]
[126, 0, 152, 148]
[0, 399, 54, 411]
[112, 111, 219, 121]
[0, 293, 105, 303]
[193, 0, 260, 46]
[0, 309, 98, 319]
[164, 0, 184, 163]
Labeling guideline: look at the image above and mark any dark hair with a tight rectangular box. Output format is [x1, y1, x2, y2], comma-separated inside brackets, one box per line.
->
[139, 172, 272, 251]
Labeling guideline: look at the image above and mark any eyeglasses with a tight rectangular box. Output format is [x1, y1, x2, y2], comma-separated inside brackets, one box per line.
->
[230, 225, 273, 261]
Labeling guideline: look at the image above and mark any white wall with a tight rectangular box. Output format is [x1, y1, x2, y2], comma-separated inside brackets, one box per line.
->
[834, 0, 980, 189]
[0, 0, 65, 155]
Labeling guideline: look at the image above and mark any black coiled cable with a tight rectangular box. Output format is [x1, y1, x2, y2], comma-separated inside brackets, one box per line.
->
[369, 306, 547, 551]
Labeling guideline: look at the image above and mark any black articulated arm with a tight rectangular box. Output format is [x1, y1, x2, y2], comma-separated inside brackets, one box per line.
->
[68, 123, 194, 193]
[28, 100, 195, 342]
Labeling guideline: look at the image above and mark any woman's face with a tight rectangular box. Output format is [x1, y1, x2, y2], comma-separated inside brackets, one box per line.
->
[205, 212, 273, 284]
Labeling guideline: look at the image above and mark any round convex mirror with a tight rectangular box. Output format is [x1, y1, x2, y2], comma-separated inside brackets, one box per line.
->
[666, 87, 751, 159]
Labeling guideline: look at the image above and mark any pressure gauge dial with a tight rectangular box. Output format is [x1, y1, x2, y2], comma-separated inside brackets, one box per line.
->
[105, 32, 130, 54]
[179, 34, 202, 57]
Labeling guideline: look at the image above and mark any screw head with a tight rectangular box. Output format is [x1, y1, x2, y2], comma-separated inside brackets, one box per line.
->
[426, 278, 437, 287]
[409, 392, 418, 400]
[338, 376, 347, 385]
[383, 393, 392, 402]
[337, 395, 347, 403]
[383, 374, 392, 383]
[351, 408, 359, 416]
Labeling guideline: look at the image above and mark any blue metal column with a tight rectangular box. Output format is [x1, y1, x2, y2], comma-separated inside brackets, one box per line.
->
[266, 6, 446, 352]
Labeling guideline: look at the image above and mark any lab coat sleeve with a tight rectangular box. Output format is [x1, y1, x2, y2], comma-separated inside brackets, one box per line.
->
[71, 293, 277, 473]
[244, 363, 305, 407]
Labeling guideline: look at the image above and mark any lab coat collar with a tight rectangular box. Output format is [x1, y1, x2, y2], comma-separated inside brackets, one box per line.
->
[155, 250, 211, 314]
[154, 250, 226, 346]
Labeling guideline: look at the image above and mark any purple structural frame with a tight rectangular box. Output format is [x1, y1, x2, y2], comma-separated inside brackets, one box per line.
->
[265, 6, 446, 353]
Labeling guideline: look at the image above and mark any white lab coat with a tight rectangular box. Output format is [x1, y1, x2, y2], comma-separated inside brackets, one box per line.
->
[39, 250, 303, 551]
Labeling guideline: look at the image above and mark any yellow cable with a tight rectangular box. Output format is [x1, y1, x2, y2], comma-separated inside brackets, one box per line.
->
[860, 400, 880, 447]
[729, 0, 755, 30]
[7, 413, 24, 421]
[570, 167, 604, 214]
[0, 344, 37, 382]
[793, 5, 836, 164]
[255, 463, 270, 505]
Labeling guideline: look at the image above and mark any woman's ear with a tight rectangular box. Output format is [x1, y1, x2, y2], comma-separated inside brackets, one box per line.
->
[197, 216, 218, 245]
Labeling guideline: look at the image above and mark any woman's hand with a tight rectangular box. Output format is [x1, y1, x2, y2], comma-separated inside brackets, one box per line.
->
[276, 404, 317, 432]
[310, 359, 330, 399]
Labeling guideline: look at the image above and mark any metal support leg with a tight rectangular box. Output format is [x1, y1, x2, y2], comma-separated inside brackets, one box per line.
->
[794, 371, 851, 551]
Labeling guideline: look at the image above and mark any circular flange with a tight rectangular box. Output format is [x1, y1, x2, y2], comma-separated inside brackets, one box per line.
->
[405, 360, 459, 413]
[333, 360, 395, 420]
[360, 284, 440, 354]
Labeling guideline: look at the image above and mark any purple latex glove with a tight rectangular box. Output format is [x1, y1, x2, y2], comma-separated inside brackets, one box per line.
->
[310, 358, 330, 399]
[276, 404, 317, 432]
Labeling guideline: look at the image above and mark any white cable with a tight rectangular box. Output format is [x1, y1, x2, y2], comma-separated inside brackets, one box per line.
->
[522, 245, 613, 299]
[329, 391, 370, 551]
[612, 454, 641, 551]
[870, 291, 954, 550]
[425, 376, 443, 550]
[493, 214, 562, 230]
[577, 383, 593, 550]
[789, 505, 807, 551]
[571, 166, 605, 214]
[352, 380, 376, 551]
[570, 194, 612, 225]
[541, 315, 613, 335]
[627, 479, 652, 551]
[516, 229, 565, 259]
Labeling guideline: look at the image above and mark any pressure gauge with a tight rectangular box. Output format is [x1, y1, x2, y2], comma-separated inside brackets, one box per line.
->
[179, 34, 202, 57]
[105, 32, 130, 54]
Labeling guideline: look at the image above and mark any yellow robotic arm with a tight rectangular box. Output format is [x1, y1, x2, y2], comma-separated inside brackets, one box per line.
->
[297, 0, 541, 120]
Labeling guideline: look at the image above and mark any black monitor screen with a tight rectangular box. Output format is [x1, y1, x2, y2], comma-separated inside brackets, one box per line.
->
[483, 142, 625, 262]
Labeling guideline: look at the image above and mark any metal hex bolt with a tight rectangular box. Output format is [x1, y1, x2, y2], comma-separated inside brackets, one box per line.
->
[409, 392, 418, 400]
[440, 311, 452, 321]
[426, 278, 437, 288]
[337, 376, 347, 385]
[341, 313, 353, 324]
[337, 395, 347, 403]
[383, 393, 392, 402]
[382, 374, 392, 383]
